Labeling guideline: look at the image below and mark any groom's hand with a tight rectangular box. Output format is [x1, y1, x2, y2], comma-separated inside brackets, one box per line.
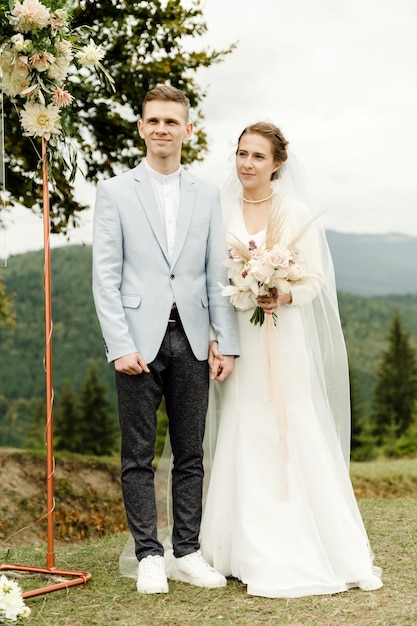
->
[114, 352, 150, 375]
[209, 341, 222, 379]
[209, 341, 234, 381]
[215, 355, 234, 381]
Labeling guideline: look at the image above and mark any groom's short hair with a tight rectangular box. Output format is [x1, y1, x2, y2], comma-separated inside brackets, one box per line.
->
[142, 85, 190, 121]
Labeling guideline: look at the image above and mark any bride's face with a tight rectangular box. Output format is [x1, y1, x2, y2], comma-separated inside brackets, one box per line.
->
[236, 133, 280, 193]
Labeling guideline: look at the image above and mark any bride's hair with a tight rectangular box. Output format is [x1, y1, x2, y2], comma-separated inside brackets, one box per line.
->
[237, 122, 289, 180]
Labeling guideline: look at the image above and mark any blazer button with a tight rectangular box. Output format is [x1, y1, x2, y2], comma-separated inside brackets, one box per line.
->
[170, 274, 175, 279]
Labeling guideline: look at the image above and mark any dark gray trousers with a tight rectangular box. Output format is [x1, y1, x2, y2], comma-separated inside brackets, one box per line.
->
[116, 318, 209, 562]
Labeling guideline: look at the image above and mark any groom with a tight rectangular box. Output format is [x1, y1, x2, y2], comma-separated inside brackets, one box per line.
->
[92, 85, 239, 594]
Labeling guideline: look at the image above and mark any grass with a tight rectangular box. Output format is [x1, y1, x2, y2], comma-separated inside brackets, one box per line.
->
[350, 458, 417, 497]
[1, 461, 417, 625]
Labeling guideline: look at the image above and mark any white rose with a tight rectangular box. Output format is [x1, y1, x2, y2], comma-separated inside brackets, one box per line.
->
[286, 263, 303, 281]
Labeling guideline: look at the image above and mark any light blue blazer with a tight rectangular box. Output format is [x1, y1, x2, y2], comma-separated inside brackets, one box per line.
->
[92, 161, 239, 363]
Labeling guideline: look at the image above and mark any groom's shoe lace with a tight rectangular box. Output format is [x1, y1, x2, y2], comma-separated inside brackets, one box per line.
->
[137, 555, 169, 594]
[169, 550, 227, 588]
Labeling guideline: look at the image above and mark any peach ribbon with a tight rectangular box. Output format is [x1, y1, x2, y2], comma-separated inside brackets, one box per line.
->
[263, 313, 289, 499]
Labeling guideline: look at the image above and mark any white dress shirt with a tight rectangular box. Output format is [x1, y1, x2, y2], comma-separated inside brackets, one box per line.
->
[145, 159, 181, 263]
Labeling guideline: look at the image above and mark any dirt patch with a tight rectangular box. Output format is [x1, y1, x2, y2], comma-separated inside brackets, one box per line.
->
[0, 450, 127, 546]
[0, 451, 44, 499]
[0, 449, 122, 496]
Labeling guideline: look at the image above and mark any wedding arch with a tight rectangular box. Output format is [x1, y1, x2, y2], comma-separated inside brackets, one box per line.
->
[0, 0, 114, 598]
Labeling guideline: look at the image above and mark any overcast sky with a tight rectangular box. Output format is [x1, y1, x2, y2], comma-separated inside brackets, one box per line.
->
[2, 0, 416, 259]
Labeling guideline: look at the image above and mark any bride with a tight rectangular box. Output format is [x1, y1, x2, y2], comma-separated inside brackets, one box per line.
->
[200, 122, 383, 598]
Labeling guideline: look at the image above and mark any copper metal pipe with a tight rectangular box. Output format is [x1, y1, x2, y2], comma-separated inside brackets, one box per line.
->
[1, 137, 91, 598]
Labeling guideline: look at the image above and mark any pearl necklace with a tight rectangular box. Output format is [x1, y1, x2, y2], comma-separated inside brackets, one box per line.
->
[242, 191, 274, 204]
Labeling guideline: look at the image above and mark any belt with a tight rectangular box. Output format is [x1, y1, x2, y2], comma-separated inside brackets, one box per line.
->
[168, 305, 181, 323]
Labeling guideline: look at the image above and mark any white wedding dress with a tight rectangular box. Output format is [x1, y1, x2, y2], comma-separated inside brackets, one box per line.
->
[200, 196, 383, 598]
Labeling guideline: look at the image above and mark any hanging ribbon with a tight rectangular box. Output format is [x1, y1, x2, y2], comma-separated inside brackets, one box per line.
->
[262, 313, 290, 499]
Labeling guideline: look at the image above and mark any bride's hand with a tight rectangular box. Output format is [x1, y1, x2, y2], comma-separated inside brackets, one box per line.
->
[257, 292, 292, 313]
[257, 294, 279, 314]
[209, 340, 223, 379]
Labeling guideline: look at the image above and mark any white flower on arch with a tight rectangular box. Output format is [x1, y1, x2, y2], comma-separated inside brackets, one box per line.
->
[20, 101, 62, 139]
[75, 39, 106, 67]
[9, 0, 51, 33]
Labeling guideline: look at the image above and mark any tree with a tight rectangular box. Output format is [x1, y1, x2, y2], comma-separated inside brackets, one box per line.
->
[350, 365, 365, 451]
[350, 365, 376, 461]
[395, 400, 417, 457]
[24, 399, 46, 450]
[78, 364, 117, 456]
[371, 312, 417, 447]
[1, 0, 234, 233]
[55, 379, 82, 452]
[0, 270, 15, 328]
[0, 396, 41, 447]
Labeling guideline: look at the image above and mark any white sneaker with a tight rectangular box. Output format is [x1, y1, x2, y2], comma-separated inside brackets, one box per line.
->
[137, 555, 169, 594]
[168, 550, 227, 588]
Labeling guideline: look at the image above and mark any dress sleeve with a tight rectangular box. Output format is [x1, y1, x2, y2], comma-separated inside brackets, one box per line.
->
[286, 201, 324, 307]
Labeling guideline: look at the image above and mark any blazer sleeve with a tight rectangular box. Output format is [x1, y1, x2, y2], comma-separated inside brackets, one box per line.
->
[205, 189, 240, 356]
[92, 181, 138, 362]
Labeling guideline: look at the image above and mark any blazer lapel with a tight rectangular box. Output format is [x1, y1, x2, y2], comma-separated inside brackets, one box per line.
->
[171, 170, 195, 268]
[134, 162, 169, 262]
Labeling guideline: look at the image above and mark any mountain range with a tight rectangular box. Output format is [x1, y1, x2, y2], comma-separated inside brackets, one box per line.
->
[326, 230, 417, 296]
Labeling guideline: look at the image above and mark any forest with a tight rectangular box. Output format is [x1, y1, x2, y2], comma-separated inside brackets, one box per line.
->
[0, 244, 417, 461]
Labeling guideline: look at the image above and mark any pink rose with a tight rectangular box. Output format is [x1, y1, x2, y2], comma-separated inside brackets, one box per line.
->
[267, 245, 291, 268]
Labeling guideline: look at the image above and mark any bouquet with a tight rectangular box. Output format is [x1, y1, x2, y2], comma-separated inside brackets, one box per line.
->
[0, 0, 114, 179]
[0, 574, 31, 622]
[221, 235, 305, 326]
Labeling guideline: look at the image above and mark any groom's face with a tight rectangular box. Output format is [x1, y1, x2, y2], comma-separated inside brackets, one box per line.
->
[138, 100, 193, 163]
